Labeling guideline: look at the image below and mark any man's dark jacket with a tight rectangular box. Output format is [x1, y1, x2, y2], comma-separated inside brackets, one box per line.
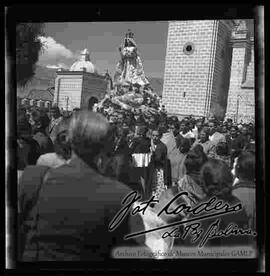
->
[18, 157, 143, 261]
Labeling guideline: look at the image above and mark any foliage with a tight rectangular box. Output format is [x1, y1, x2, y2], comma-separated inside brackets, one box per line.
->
[16, 23, 45, 87]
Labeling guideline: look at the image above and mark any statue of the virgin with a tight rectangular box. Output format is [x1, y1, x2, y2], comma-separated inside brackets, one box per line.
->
[114, 30, 149, 87]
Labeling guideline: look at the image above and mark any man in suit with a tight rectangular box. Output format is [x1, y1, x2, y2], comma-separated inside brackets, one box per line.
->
[18, 111, 144, 261]
[30, 109, 54, 155]
[128, 124, 151, 196]
[168, 120, 184, 149]
[48, 105, 63, 143]
[192, 119, 203, 140]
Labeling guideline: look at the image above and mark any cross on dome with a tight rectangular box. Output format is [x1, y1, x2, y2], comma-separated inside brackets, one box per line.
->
[70, 48, 97, 73]
[80, 48, 91, 61]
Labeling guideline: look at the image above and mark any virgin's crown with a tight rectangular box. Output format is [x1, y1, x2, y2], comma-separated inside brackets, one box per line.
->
[126, 29, 134, 39]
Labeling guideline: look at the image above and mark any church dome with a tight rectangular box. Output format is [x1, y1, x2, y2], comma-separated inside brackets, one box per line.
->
[70, 49, 97, 73]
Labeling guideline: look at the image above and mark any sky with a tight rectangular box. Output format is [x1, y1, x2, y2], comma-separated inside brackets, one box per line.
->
[38, 21, 169, 78]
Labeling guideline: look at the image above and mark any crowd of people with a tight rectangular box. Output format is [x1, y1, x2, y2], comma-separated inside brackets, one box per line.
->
[17, 102, 256, 261]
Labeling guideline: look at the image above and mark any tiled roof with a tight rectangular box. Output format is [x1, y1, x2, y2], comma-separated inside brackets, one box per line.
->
[27, 89, 54, 101]
[17, 84, 53, 98]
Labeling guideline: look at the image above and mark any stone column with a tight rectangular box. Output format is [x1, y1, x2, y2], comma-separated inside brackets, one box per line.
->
[225, 20, 254, 123]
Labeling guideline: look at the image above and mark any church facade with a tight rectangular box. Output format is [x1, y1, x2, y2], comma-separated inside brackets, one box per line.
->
[53, 49, 110, 111]
[162, 19, 254, 123]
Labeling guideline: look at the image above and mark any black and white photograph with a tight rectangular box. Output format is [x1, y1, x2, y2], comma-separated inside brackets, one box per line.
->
[5, 4, 267, 273]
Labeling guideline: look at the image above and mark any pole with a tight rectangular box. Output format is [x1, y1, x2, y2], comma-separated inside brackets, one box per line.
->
[236, 95, 240, 124]
[66, 97, 69, 111]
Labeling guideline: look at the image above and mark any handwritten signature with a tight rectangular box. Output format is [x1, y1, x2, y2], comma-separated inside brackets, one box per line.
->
[162, 219, 256, 248]
[108, 191, 257, 247]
